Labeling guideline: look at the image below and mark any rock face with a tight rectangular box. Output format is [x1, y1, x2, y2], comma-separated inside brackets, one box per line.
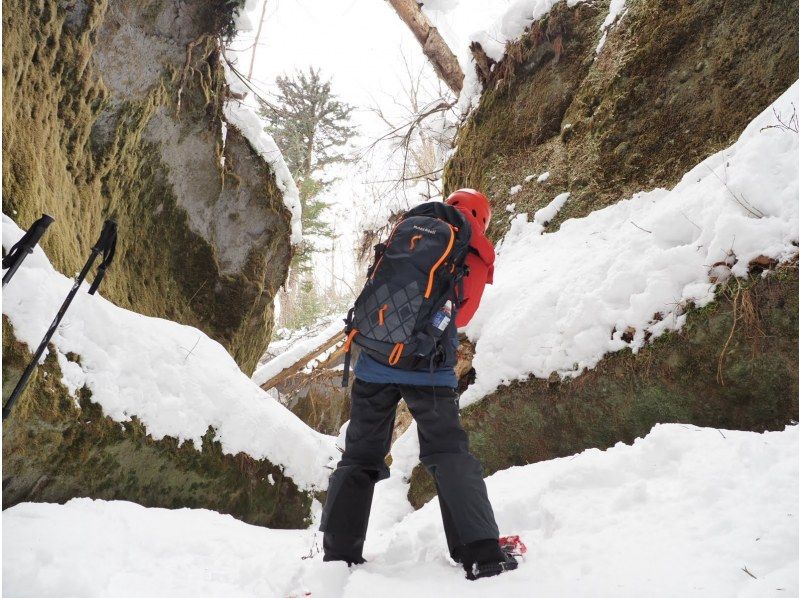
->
[446, 0, 798, 241]
[2, 0, 311, 527]
[2, 0, 292, 374]
[407, 0, 799, 506]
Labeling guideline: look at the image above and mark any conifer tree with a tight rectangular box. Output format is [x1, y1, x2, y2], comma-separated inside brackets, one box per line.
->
[258, 68, 357, 326]
[258, 67, 357, 269]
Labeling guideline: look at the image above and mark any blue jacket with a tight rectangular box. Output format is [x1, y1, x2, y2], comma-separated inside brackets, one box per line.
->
[354, 324, 458, 388]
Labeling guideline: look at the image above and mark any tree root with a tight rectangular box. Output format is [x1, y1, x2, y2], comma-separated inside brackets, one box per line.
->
[717, 280, 742, 386]
[176, 34, 211, 115]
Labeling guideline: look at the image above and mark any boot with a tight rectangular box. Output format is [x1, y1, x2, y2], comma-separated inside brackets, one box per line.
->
[322, 533, 366, 566]
[460, 538, 518, 580]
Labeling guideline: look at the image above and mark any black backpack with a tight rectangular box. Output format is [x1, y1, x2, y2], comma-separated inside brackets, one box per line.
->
[342, 202, 472, 386]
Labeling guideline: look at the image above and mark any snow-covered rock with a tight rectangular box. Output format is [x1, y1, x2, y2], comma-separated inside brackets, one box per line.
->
[461, 82, 799, 407]
[533, 191, 569, 225]
[2, 215, 336, 491]
[458, 0, 586, 112]
[223, 88, 303, 245]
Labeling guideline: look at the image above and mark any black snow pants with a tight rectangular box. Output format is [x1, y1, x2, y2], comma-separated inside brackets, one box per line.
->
[319, 378, 500, 563]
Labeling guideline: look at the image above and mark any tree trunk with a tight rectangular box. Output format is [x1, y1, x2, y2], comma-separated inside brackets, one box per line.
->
[259, 329, 344, 391]
[386, 0, 464, 95]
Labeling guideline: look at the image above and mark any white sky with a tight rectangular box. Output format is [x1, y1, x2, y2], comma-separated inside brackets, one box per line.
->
[226, 0, 517, 295]
[228, 0, 515, 137]
[229, 0, 421, 138]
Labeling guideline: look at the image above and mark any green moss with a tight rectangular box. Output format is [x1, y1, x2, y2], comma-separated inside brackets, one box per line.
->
[409, 266, 799, 508]
[2, 316, 313, 527]
[444, 0, 799, 244]
[412, 0, 800, 509]
[2, 0, 292, 374]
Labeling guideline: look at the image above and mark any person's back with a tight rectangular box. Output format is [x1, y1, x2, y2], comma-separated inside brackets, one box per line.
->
[319, 189, 517, 580]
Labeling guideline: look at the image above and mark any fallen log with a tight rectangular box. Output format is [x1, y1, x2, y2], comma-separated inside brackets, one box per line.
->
[259, 329, 344, 391]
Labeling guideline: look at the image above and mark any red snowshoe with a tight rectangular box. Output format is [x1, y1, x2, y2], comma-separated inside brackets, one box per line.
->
[466, 536, 526, 580]
[499, 535, 527, 558]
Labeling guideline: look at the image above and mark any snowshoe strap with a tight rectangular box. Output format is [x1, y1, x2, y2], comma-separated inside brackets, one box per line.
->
[342, 347, 352, 388]
[366, 243, 386, 279]
[455, 264, 468, 308]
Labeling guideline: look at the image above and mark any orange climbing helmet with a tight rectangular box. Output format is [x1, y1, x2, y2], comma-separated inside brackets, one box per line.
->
[445, 188, 492, 232]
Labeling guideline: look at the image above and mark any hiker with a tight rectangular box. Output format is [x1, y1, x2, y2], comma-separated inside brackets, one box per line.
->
[320, 189, 516, 580]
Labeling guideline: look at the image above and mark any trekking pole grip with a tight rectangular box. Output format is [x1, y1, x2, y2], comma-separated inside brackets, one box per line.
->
[23, 214, 55, 249]
[93, 219, 117, 253]
[87, 219, 117, 295]
[2, 214, 55, 286]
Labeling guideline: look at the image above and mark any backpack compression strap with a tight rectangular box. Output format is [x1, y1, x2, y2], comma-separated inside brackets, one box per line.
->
[341, 308, 357, 387]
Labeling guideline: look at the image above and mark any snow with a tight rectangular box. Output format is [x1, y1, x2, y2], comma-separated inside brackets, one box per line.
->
[508, 184, 522, 196]
[537, 171, 550, 183]
[5, 424, 797, 597]
[596, 0, 627, 54]
[533, 191, 569, 225]
[252, 316, 345, 388]
[505, 203, 516, 213]
[233, 0, 266, 32]
[524, 174, 536, 182]
[1, 215, 337, 490]
[461, 82, 799, 407]
[221, 15, 302, 245]
[422, 0, 460, 12]
[222, 93, 303, 244]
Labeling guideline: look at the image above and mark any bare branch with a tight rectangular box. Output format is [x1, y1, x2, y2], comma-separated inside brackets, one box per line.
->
[247, 0, 269, 79]
[760, 104, 798, 134]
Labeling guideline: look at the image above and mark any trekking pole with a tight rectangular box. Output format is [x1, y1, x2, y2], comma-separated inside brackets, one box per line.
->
[3, 219, 117, 421]
[2, 214, 55, 287]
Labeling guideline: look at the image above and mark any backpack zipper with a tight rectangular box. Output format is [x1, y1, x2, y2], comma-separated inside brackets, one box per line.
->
[424, 223, 455, 298]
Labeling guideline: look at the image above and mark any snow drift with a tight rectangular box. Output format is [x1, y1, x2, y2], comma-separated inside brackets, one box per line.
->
[4, 424, 796, 597]
[1, 215, 337, 490]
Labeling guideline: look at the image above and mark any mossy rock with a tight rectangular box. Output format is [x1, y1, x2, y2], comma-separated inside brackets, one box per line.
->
[414, 0, 800, 509]
[445, 0, 799, 243]
[408, 265, 799, 508]
[2, 0, 292, 374]
[2, 317, 315, 527]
